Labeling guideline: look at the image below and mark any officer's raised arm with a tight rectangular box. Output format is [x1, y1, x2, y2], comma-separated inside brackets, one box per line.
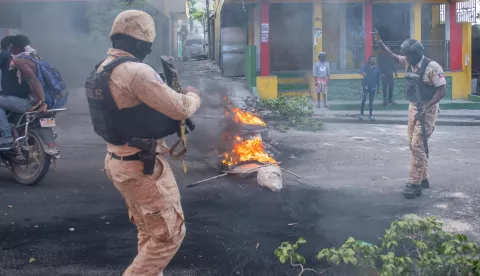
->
[373, 30, 406, 67]
[131, 64, 201, 121]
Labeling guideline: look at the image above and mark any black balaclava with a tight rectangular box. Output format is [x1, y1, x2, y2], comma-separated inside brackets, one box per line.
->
[406, 52, 423, 65]
[111, 34, 153, 61]
[319, 54, 326, 63]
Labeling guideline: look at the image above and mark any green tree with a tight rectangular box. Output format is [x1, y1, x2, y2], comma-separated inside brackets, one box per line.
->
[86, 0, 149, 41]
[188, 0, 206, 30]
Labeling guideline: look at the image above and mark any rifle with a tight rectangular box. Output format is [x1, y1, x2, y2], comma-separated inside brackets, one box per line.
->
[159, 56, 196, 173]
[415, 86, 429, 159]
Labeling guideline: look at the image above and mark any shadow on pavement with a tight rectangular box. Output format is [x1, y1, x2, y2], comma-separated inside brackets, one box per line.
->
[0, 178, 418, 276]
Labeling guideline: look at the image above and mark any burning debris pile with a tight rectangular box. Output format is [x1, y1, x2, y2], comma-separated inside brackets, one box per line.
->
[219, 98, 279, 170]
[189, 98, 300, 192]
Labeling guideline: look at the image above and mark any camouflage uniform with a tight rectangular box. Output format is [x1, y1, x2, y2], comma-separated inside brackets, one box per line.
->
[100, 11, 201, 276]
[101, 48, 200, 276]
[399, 57, 445, 185]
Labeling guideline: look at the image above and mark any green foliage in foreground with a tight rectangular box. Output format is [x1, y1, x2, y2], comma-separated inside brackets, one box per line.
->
[243, 95, 324, 132]
[275, 215, 480, 276]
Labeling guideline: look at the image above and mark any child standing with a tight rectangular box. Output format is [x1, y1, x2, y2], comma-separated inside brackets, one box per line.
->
[313, 52, 331, 108]
[360, 56, 381, 121]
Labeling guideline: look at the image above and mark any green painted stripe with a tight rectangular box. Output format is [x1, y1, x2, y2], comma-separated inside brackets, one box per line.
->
[468, 94, 480, 102]
[272, 71, 308, 78]
[277, 77, 307, 84]
[278, 83, 310, 92]
[278, 91, 310, 96]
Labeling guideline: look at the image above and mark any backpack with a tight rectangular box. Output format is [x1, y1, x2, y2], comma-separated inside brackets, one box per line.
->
[20, 54, 68, 109]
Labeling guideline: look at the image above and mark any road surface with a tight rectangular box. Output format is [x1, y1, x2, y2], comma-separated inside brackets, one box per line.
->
[1, 61, 479, 276]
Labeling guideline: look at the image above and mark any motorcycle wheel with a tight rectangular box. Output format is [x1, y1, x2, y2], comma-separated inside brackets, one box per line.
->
[11, 132, 51, 186]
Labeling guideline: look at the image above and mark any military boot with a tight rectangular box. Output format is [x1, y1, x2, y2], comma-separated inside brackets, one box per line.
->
[403, 184, 422, 199]
[421, 179, 430, 189]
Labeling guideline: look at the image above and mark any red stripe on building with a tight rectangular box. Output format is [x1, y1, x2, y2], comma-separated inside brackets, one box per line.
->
[260, 2, 270, 76]
[364, 0, 373, 62]
[449, 3, 462, 71]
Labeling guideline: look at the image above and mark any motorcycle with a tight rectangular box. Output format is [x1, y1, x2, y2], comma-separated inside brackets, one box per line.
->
[0, 107, 66, 186]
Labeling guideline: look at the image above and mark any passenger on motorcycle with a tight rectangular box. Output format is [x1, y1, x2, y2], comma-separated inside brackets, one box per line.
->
[0, 35, 47, 146]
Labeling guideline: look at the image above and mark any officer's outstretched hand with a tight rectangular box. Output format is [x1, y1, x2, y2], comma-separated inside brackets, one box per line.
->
[185, 86, 200, 96]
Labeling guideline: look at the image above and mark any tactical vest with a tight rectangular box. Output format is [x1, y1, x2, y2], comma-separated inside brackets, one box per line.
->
[404, 58, 437, 103]
[85, 56, 180, 146]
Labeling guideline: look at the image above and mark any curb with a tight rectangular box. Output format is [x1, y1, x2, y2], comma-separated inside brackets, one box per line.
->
[314, 116, 480, 126]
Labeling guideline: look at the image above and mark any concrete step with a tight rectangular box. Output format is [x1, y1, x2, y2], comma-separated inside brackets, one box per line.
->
[321, 100, 480, 111]
[316, 110, 480, 120]
[313, 115, 480, 126]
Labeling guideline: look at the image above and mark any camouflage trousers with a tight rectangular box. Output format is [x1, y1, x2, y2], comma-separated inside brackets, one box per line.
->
[105, 154, 185, 276]
[407, 103, 439, 184]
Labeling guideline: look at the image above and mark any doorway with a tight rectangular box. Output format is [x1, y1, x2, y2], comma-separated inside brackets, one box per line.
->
[269, 3, 313, 71]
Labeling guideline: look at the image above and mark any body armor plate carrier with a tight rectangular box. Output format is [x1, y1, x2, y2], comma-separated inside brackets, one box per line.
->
[404, 58, 437, 103]
[85, 56, 180, 146]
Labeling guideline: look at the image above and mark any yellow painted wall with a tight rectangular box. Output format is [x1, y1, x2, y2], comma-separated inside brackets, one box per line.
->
[455, 23, 472, 99]
[257, 76, 278, 100]
[413, 2, 422, 41]
[313, 1, 322, 60]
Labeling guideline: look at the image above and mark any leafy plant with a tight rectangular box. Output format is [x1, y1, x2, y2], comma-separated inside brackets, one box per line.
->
[275, 215, 480, 276]
[274, 238, 330, 276]
[242, 95, 324, 132]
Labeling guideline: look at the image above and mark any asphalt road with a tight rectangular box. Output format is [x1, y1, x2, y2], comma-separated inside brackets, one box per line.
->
[1, 61, 479, 276]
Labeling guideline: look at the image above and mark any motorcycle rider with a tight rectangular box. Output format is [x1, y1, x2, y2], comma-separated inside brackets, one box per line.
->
[86, 10, 200, 275]
[0, 36, 15, 90]
[0, 35, 46, 146]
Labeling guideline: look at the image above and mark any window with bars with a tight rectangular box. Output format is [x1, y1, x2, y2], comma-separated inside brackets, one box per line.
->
[439, 4, 446, 25]
[456, 0, 476, 23]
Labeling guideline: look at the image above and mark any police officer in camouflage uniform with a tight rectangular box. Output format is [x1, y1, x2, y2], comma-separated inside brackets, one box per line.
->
[375, 35, 446, 199]
[85, 10, 201, 275]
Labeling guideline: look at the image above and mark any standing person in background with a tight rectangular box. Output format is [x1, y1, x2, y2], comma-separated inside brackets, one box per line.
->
[359, 56, 381, 121]
[378, 50, 398, 107]
[313, 52, 331, 108]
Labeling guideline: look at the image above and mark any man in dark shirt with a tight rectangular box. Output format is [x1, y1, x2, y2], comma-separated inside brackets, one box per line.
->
[378, 51, 398, 106]
[359, 56, 381, 121]
[0, 35, 44, 146]
[1, 36, 15, 92]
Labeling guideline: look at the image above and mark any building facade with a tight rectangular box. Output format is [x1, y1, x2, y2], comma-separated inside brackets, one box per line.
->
[215, 0, 475, 101]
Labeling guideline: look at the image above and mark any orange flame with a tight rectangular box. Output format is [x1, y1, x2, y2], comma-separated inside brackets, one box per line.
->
[230, 107, 266, 126]
[222, 136, 276, 167]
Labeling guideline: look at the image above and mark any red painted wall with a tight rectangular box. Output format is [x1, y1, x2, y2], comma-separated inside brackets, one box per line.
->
[449, 3, 462, 71]
[260, 2, 270, 76]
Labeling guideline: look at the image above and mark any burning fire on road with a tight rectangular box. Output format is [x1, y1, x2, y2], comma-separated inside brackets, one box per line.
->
[221, 98, 276, 168]
[222, 135, 276, 167]
[187, 98, 300, 192]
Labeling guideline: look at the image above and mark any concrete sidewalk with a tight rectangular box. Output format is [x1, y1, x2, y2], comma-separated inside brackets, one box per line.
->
[314, 107, 480, 126]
